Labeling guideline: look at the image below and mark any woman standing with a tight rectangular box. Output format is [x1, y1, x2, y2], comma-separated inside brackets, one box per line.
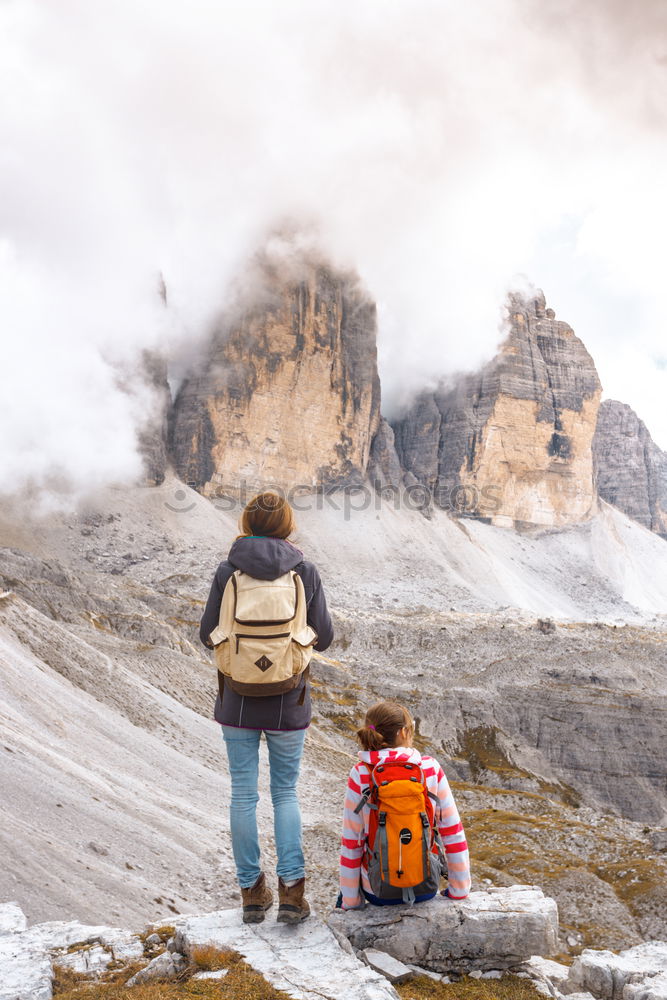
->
[200, 491, 333, 924]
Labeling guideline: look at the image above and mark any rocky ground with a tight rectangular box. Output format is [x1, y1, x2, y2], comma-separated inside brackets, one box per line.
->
[0, 476, 666, 954]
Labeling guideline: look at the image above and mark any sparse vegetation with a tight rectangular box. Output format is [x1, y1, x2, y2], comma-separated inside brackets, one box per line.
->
[52, 946, 293, 999]
[396, 973, 545, 1000]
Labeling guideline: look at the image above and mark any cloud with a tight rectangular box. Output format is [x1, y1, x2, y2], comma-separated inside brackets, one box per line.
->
[2, 0, 667, 506]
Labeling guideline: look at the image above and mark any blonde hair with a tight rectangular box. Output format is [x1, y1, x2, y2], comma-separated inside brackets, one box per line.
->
[356, 701, 414, 752]
[239, 492, 296, 540]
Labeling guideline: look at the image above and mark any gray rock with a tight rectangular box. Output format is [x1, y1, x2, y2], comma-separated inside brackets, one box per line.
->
[407, 964, 442, 981]
[87, 842, 109, 857]
[145, 933, 162, 948]
[126, 950, 186, 986]
[393, 393, 441, 490]
[0, 902, 28, 936]
[565, 940, 667, 1000]
[649, 830, 667, 853]
[328, 886, 559, 974]
[520, 955, 571, 992]
[593, 400, 667, 537]
[193, 969, 229, 980]
[174, 908, 399, 999]
[363, 949, 413, 984]
[367, 419, 404, 494]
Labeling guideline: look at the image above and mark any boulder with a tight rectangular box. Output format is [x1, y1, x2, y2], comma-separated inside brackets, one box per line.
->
[649, 831, 667, 853]
[126, 950, 186, 986]
[0, 902, 28, 936]
[327, 886, 559, 974]
[565, 941, 667, 1000]
[363, 949, 413, 984]
[174, 907, 400, 1000]
[519, 955, 572, 996]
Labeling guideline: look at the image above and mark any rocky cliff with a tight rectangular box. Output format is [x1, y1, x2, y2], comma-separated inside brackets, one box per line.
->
[169, 255, 381, 496]
[593, 400, 667, 538]
[392, 291, 602, 529]
[137, 349, 171, 486]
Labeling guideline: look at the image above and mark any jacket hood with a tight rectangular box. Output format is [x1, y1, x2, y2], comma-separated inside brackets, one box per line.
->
[227, 535, 304, 580]
[357, 747, 424, 766]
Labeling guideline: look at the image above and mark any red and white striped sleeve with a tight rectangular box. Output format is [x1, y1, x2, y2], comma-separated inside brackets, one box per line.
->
[339, 763, 367, 909]
[423, 756, 471, 899]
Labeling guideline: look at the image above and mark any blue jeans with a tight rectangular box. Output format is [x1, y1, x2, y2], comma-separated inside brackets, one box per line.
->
[221, 726, 306, 888]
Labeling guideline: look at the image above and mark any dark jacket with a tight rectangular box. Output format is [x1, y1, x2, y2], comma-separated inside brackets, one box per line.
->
[199, 536, 334, 730]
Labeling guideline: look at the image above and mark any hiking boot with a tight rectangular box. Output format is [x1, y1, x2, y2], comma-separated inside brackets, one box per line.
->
[241, 872, 273, 924]
[277, 876, 310, 924]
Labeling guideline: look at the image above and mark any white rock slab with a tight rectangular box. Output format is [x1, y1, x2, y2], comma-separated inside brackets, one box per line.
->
[22, 920, 114, 951]
[566, 941, 667, 1000]
[174, 908, 400, 1000]
[0, 903, 28, 937]
[193, 969, 230, 980]
[328, 886, 559, 974]
[0, 912, 145, 997]
[53, 944, 112, 976]
[0, 933, 52, 1000]
[623, 970, 667, 1000]
[364, 950, 413, 984]
[23, 920, 144, 965]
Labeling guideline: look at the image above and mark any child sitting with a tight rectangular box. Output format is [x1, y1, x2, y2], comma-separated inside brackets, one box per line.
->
[339, 700, 471, 908]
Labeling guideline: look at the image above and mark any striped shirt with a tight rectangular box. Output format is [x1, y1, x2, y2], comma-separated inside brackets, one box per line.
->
[339, 746, 471, 909]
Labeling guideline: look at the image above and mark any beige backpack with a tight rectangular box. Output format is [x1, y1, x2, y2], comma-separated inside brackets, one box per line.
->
[209, 570, 317, 695]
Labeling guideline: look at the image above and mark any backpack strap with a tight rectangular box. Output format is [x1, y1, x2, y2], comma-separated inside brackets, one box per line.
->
[353, 762, 376, 814]
[296, 664, 310, 705]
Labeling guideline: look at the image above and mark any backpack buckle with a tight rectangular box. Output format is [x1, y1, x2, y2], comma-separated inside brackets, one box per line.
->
[378, 812, 387, 827]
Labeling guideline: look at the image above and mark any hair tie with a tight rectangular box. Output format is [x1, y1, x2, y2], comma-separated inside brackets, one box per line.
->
[367, 724, 376, 730]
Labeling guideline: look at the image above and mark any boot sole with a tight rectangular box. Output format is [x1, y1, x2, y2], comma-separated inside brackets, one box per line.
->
[277, 908, 310, 925]
[243, 903, 273, 924]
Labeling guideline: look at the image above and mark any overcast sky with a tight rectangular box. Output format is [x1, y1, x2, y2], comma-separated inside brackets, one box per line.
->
[2, 0, 667, 501]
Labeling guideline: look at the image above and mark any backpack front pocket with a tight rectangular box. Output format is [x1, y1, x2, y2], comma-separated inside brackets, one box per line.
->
[233, 632, 293, 683]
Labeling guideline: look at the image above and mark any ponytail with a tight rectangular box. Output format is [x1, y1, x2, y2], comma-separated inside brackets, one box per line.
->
[356, 722, 386, 752]
[356, 701, 413, 751]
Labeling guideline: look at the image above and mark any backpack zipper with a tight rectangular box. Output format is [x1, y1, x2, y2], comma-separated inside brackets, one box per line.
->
[234, 617, 293, 626]
[235, 631, 291, 653]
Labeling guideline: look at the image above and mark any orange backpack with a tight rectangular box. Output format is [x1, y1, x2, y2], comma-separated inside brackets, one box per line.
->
[355, 758, 446, 903]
